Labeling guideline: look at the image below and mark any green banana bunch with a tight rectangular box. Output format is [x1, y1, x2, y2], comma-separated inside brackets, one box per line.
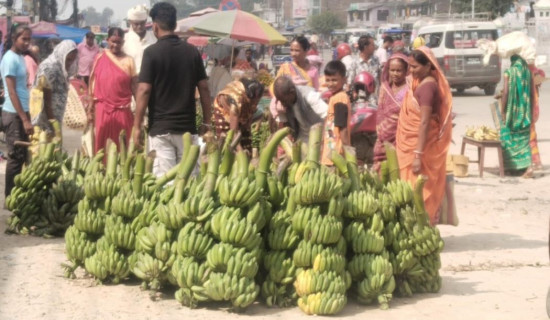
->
[181, 192, 216, 222]
[391, 249, 418, 275]
[368, 213, 385, 234]
[132, 252, 167, 290]
[312, 250, 346, 273]
[360, 170, 384, 192]
[42, 194, 78, 234]
[175, 285, 211, 308]
[356, 274, 396, 309]
[176, 223, 214, 260]
[231, 283, 260, 309]
[209, 207, 242, 237]
[218, 176, 262, 208]
[351, 229, 385, 254]
[137, 195, 160, 228]
[261, 279, 297, 307]
[383, 221, 396, 247]
[303, 215, 343, 245]
[292, 168, 343, 206]
[297, 292, 347, 315]
[48, 178, 84, 205]
[292, 206, 321, 234]
[345, 190, 378, 220]
[111, 187, 145, 220]
[104, 215, 136, 250]
[292, 160, 320, 184]
[73, 209, 106, 235]
[156, 202, 186, 231]
[294, 269, 347, 296]
[64, 225, 97, 265]
[171, 256, 210, 290]
[84, 253, 109, 282]
[411, 226, 445, 256]
[246, 199, 271, 231]
[378, 193, 397, 222]
[84, 242, 130, 283]
[216, 217, 262, 250]
[263, 251, 296, 284]
[135, 222, 173, 256]
[293, 239, 346, 268]
[269, 210, 292, 228]
[267, 222, 300, 250]
[326, 195, 345, 218]
[203, 272, 256, 302]
[84, 174, 121, 200]
[343, 221, 365, 243]
[385, 180, 414, 208]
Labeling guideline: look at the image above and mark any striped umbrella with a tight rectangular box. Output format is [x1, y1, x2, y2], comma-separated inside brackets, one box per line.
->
[189, 10, 286, 45]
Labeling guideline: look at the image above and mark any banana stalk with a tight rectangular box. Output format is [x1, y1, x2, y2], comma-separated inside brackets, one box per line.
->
[235, 150, 249, 179]
[128, 127, 136, 156]
[145, 151, 155, 174]
[154, 166, 177, 189]
[380, 161, 389, 185]
[182, 132, 192, 159]
[133, 154, 145, 197]
[122, 154, 134, 183]
[280, 137, 294, 162]
[384, 142, 400, 182]
[119, 130, 127, 165]
[202, 143, 220, 199]
[345, 146, 360, 192]
[38, 130, 48, 156]
[70, 150, 81, 181]
[331, 151, 349, 177]
[50, 119, 62, 145]
[106, 140, 118, 177]
[44, 142, 56, 161]
[306, 123, 323, 163]
[256, 127, 291, 192]
[173, 145, 200, 204]
[219, 130, 235, 177]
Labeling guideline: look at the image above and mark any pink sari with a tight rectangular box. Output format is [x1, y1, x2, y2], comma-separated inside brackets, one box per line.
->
[90, 52, 134, 153]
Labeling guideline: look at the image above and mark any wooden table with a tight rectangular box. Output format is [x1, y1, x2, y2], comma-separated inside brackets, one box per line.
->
[460, 136, 505, 178]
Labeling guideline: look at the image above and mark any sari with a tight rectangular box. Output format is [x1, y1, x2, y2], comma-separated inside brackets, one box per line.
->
[528, 65, 542, 168]
[90, 51, 136, 153]
[373, 53, 409, 168]
[276, 61, 319, 91]
[396, 46, 453, 225]
[213, 80, 257, 153]
[500, 55, 532, 171]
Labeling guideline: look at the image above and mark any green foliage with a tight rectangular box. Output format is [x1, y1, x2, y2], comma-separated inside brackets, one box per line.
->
[307, 12, 344, 37]
[452, 0, 514, 18]
[81, 7, 115, 27]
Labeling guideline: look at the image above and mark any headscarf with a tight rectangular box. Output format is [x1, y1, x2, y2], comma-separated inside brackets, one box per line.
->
[413, 46, 452, 138]
[412, 36, 425, 50]
[34, 40, 78, 127]
[381, 52, 409, 88]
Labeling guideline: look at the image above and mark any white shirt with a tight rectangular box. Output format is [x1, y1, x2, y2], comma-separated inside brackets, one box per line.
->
[341, 55, 356, 86]
[375, 47, 389, 66]
[123, 29, 157, 73]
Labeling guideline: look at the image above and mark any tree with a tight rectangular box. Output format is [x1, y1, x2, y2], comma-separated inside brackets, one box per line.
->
[101, 7, 114, 26]
[81, 6, 102, 26]
[307, 11, 344, 37]
[452, 0, 514, 18]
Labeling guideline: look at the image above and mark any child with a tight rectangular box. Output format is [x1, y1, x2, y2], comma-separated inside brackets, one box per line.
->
[321, 60, 352, 166]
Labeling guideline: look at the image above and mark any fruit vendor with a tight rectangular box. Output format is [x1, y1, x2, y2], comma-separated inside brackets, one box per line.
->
[272, 75, 327, 143]
[213, 79, 264, 153]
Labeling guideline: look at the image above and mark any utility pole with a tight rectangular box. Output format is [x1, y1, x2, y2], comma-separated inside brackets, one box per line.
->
[472, 0, 475, 18]
[6, 0, 13, 36]
[72, 0, 78, 27]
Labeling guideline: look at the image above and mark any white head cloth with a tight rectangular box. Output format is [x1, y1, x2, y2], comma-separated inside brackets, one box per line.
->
[128, 4, 149, 22]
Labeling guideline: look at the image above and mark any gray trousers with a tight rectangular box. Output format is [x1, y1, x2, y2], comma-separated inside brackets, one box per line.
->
[2, 111, 29, 197]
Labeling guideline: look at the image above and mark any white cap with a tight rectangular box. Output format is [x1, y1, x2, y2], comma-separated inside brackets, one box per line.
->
[127, 4, 149, 22]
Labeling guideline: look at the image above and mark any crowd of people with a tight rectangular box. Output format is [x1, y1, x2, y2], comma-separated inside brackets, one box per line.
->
[0, 1, 544, 226]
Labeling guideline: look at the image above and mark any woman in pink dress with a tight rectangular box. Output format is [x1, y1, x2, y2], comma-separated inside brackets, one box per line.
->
[88, 27, 137, 153]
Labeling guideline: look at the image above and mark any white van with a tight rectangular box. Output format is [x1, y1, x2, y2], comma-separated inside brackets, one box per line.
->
[376, 24, 401, 45]
[417, 21, 501, 95]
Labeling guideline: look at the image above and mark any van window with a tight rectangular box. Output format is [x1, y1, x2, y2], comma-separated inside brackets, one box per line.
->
[421, 32, 444, 48]
[445, 29, 498, 49]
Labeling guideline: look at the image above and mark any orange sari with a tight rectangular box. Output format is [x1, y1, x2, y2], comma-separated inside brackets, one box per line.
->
[396, 46, 453, 225]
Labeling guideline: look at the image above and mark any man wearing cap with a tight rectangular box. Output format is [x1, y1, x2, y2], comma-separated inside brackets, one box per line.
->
[123, 4, 157, 74]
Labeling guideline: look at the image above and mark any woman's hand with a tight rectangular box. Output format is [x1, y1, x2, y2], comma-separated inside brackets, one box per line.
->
[22, 117, 34, 135]
[292, 76, 308, 86]
[412, 158, 422, 175]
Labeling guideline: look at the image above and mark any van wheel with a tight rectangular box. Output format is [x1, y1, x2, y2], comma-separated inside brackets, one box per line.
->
[484, 85, 496, 96]
[456, 88, 465, 94]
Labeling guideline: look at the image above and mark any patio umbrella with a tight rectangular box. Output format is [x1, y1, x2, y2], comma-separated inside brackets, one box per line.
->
[189, 10, 286, 45]
[187, 36, 211, 47]
[190, 7, 218, 17]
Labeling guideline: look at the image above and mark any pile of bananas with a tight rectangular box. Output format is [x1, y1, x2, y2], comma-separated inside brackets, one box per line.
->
[261, 210, 299, 307]
[465, 125, 499, 141]
[6, 140, 62, 234]
[288, 162, 349, 315]
[39, 178, 84, 236]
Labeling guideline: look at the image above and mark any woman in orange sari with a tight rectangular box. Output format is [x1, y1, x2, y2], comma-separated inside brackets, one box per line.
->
[396, 47, 453, 225]
[88, 27, 137, 153]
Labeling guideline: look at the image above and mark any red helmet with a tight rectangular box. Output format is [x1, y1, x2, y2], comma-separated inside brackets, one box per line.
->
[336, 43, 351, 60]
[354, 72, 375, 94]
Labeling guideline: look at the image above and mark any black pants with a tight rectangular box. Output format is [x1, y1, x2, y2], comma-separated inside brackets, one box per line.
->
[2, 111, 29, 198]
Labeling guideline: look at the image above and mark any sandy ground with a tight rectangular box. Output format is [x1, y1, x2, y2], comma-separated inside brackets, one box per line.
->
[1, 69, 549, 319]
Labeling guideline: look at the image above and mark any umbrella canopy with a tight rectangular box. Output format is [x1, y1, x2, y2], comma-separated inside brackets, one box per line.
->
[189, 10, 286, 45]
[187, 36, 211, 47]
[190, 7, 219, 16]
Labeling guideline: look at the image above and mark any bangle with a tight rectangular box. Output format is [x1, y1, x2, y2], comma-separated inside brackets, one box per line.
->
[413, 150, 423, 155]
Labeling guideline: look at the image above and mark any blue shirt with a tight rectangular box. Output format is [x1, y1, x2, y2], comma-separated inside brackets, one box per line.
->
[0, 50, 29, 113]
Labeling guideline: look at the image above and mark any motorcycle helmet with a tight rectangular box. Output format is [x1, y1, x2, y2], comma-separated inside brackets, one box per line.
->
[336, 43, 352, 60]
[353, 71, 375, 94]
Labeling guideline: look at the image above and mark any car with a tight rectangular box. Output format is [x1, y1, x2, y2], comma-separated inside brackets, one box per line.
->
[418, 21, 501, 95]
[271, 45, 292, 74]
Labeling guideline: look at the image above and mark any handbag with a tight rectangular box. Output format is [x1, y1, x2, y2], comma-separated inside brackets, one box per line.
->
[63, 83, 88, 130]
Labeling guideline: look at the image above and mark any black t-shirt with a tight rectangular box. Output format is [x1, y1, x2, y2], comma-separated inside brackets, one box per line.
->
[139, 35, 207, 136]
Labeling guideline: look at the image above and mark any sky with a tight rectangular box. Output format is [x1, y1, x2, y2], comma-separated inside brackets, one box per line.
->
[59, 0, 147, 21]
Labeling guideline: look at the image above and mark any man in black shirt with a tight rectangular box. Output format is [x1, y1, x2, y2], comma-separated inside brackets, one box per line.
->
[133, 2, 211, 176]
